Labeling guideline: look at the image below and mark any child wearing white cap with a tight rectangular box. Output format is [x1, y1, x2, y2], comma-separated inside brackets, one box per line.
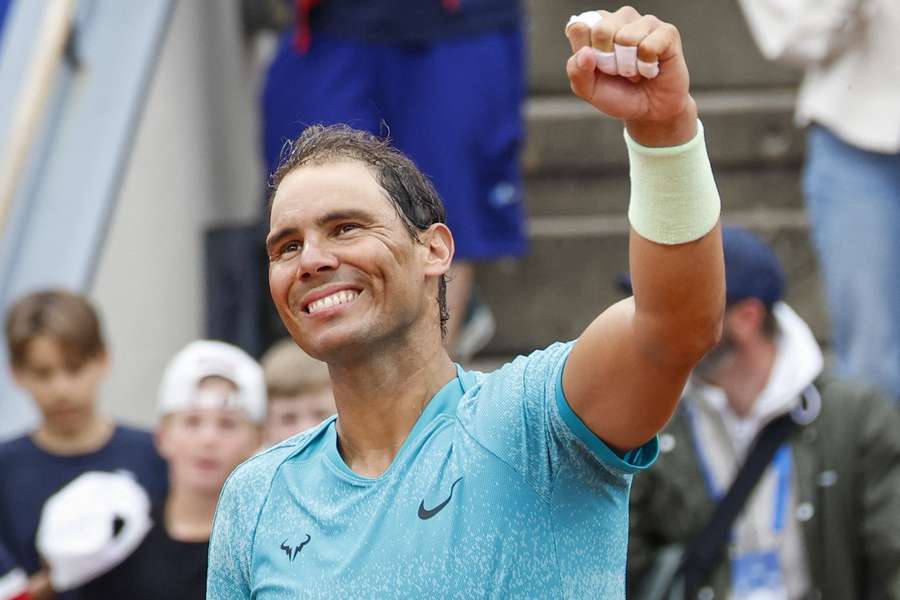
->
[65, 340, 264, 600]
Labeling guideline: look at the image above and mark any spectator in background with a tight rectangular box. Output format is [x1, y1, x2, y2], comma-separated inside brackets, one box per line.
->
[737, 0, 900, 403]
[261, 0, 527, 360]
[0, 290, 167, 600]
[261, 338, 334, 446]
[77, 340, 263, 599]
[0, 542, 27, 600]
[627, 228, 900, 599]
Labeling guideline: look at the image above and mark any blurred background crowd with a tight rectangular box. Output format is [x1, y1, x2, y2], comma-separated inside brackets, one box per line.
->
[0, 0, 897, 599]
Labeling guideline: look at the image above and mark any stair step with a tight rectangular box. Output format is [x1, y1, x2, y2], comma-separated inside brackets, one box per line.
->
[524, 91, 804, 175]
[524, 167, 803, 217]
[476, 220, 827, 355]
[526, 0, 800, 94]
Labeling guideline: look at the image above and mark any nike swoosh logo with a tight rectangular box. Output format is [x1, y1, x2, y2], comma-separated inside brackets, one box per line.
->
[417, 476, 463, 520]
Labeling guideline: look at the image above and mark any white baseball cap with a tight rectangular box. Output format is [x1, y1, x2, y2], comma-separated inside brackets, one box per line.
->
[157, 340, 266, 423]
[36, 471, 153, 591]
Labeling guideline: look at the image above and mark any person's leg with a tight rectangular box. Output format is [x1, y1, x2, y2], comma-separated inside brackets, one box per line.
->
[804, 125, 900, 401]
[381, 29, 528, 358]
[261, 32, 381, 181]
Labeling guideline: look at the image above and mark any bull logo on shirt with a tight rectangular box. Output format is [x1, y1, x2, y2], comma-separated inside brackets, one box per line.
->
[280, 533, 311, 562]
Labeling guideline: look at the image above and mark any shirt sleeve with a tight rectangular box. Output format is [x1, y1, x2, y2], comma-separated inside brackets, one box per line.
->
[459, 341, 658, 500]
[207, 453, 280, 600]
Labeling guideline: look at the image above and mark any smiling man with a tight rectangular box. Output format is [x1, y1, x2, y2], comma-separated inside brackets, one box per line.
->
[208, 6, 725, 599]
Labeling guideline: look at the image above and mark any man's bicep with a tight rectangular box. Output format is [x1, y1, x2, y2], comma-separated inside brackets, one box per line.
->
[564, 298, 691, 452]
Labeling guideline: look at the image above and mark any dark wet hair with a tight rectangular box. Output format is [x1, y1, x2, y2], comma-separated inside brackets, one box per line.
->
[271, 124, 450, 336]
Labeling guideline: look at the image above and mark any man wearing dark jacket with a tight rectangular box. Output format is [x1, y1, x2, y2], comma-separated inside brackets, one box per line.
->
[627, 227, 900, 599]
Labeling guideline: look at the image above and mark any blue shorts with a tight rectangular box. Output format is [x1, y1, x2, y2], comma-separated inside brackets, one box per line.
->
[262, 29, 527, 260]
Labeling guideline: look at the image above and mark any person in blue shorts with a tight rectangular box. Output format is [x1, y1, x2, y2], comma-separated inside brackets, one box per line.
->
[0, 290, 167, 600]
[262, 0, 527, 357]
[210, 7, 726, 598]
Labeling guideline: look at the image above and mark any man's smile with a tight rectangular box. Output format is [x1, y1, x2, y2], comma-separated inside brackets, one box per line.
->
[303, 288, 361, 315]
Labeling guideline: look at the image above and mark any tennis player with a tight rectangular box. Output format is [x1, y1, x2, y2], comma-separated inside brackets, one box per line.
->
[208, 6, 725, 598]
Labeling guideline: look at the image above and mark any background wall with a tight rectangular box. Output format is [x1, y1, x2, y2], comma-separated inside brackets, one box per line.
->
[91, 0, 263, 426]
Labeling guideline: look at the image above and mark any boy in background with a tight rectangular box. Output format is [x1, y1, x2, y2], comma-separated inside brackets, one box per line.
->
[0, 290, 166, 600]
[260, 338, 334, 447]
[75, 340, 263, 599]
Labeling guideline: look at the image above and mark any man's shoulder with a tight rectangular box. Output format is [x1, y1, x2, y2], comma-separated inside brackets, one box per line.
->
[813, 373, 900, 441]
[221, 422, 332, 508]
[466, 342, 575, 391]
[815, 373, 896, 423]
[817, 373, 884, 403]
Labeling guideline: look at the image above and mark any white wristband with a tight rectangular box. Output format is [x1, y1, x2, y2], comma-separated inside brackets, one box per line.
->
[625, 120, 721, 245]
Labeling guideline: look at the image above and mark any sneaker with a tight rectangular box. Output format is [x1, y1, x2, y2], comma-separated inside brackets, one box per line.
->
[453, 292, 496, 362]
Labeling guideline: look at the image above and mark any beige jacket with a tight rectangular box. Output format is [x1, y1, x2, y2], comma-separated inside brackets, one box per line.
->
[738, 0, 900, 153]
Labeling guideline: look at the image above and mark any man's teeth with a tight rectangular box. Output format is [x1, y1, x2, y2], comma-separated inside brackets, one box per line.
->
[307, 290, 359, 314]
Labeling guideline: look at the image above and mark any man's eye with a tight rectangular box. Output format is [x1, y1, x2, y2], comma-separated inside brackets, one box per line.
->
[337, 223, 359, 235]
[281, 241, 301, 255]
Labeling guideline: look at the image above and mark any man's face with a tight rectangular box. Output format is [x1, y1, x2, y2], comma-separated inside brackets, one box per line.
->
[12, 335, 107, 434]
[267, 161, 439, 361]
[264, 387, 335, 446]
[157, 377, 260, 495]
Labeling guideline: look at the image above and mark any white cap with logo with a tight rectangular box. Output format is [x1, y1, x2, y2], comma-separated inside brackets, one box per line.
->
[157, 340, 266, 422]
[37, 471, 152, 591]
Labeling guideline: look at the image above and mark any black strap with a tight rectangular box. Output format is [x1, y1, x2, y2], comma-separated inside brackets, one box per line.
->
[678, 410, 799, 596]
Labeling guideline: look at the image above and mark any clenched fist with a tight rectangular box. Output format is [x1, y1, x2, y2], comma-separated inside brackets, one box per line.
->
[565, 6, 697, 146]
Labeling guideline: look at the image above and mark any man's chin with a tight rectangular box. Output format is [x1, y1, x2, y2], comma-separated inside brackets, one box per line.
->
[296, 327, 371, 363]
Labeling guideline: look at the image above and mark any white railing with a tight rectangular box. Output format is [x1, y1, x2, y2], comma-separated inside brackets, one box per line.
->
[0, 0, 76, 231]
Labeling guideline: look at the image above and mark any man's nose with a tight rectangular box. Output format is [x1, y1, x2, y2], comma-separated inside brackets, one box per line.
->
[296, 239, 339, 279]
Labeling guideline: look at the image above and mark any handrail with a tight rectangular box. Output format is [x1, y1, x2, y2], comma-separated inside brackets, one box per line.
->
[0, 0, 76, 233]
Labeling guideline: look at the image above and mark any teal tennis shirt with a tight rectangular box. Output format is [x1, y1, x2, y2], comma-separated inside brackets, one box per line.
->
[208, 342, 658, 598]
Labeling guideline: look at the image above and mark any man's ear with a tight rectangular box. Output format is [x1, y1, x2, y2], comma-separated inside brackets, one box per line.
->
[421, 223, 454, 277]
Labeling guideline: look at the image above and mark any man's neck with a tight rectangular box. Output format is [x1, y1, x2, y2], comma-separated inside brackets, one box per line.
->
[164, 486, 219, 542]
[706, 339, 777, 418]
[330, 335, 456, 478]
[32, 413, 114, 455]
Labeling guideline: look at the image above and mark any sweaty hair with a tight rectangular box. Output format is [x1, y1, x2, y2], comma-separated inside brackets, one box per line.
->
[5, 289, 106, 370]
[271, 124, 450, 337]
[261, 338, 331, 400]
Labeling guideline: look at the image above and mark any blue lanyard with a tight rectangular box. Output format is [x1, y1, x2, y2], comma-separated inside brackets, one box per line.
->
[687, 405, 793, 535]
